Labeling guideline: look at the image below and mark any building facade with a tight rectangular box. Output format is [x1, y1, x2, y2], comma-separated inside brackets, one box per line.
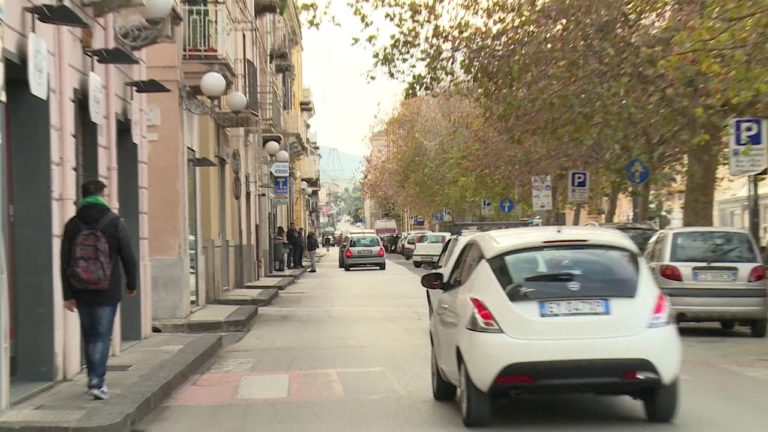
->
[0, 0, 178, 408]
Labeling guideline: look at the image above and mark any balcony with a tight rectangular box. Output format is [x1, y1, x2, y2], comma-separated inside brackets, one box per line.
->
[234, 59, 259, 113]
[181, 4, 236, 73]
[259, 85, 284, 138]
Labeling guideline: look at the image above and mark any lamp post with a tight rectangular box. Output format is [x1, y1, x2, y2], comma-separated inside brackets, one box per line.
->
[263, 140, 280, 274]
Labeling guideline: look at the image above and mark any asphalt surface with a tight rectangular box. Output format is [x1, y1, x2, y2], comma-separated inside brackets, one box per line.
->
[136, 252, 768, 432]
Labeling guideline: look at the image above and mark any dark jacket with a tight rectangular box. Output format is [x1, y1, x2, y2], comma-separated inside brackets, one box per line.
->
[307, 236, 319, 252]
[287, 228, 300, 247]
[61, 204, 138, 305]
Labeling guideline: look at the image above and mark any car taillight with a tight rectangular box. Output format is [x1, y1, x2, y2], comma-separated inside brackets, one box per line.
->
[660, 265, 682, 282]
[467, 297, 502, 333]
[748, 266, 766, 282]
[649, 293, 671, 328]
[345, 249, 352, 258]
[378, 247, 385, 257]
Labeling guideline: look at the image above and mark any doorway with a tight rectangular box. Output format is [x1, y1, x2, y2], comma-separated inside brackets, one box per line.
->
[117, 121, 142, 341]
[5, 60, 55, 396]
[187, 149, 200, 306]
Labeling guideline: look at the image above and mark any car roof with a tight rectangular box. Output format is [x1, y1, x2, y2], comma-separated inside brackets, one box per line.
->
[602, 223, 657, 231]
[662, 226, 751, 234]
[471, 226, 640, 258]
[349, 230, 377, 235]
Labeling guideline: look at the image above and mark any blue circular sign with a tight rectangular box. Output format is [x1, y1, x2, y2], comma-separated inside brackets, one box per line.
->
[626, 159, 651, 185]
[499, 198, 516, 214]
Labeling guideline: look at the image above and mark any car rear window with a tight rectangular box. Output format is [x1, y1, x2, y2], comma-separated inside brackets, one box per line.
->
[489, 246, 639, 301]
[670, 232, 757, 263]
[349, 236, 380, 248]
[422, 235, 447, 244]
[618, 228, 656, 251]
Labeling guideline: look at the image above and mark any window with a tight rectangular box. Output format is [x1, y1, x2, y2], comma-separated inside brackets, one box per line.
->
[349, 236, 380, 248]
[489, 246, 639, 301]
[447, 244, 483, 288]
[423, 234, 447, 244]
[436, 238, 457, 269]
[670, 231, 757, 263]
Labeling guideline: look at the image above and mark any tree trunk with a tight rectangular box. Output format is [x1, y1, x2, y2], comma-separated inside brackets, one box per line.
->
[638, 181, 651, 222]
[605, 183, 620, 223]
[683, 138, 719, 226]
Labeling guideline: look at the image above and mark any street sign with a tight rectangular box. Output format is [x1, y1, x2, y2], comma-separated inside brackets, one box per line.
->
[568, 170, 589, 203]
[626, 159, 651, 185]
[499, 198, 515, 214]
[433, 212, 443, 222]
[415, 216, 425, 226]
[481, 199, 493, 216]
[274, 177, 289, 199]
[270, 162, 290, 177]
[532, 176, 553, 211]
[730, 118, 767, 176]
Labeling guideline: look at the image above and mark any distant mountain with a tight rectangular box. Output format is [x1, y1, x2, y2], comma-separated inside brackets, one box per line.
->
[319, 147, 364, 185]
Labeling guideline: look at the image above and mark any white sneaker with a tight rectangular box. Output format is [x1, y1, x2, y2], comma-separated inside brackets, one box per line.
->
[89, 386, 109, 400]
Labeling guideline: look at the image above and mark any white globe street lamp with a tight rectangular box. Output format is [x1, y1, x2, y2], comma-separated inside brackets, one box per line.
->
[305, 188, 312, 196]
[200, 71, 226, 98]
[264, 140, 280, 156]
[300, 181, 308, 190]
[276, 150, 289, 162]
[227, 91, 247, 112]
[140, 0, 174, 19]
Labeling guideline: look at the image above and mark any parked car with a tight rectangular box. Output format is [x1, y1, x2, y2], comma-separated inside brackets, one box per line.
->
[603, 223, 658, 252]
[413, 232, 450, 268]
[403, 233, 426, 260]
[422, 226, 681, 426]
[645, 227, 767, 337]
[341, 233, 386, 271]
[426, 234, 476, 316]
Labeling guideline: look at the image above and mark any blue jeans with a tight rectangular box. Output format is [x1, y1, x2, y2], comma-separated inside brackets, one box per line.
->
[78, 304, 118, 389]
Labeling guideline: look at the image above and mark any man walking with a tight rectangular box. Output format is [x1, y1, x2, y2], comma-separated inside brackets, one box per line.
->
[286, 223, 299, 269]
[306, 232, 319, 273]
[61, 180, 137, 400]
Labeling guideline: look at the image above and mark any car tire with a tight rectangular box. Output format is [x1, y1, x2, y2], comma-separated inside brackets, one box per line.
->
[414, 262, 422, 268]
[751, 319, 767, 338]
[431, 346, 456, 401]
[405, 254, 411, 261]
[459, 362, 492, 427]
[344, 265, 351, 272]
[379, 264, 386, 270]
[720, 320, 736, 331]
[643, 380, 678, 423]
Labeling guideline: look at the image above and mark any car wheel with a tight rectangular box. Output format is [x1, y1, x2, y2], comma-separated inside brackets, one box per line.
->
[751, 319, 767, 338]
[344, 265, 351, 272]
[414, 262, 422, 268]
[379, 264, 386, 270]
[431, 346, 456, 401]
[405, 254, 411, 261]
[720, 320, 735, 331]
[459, 362, 491, 427]
[643, 380, 678, 423]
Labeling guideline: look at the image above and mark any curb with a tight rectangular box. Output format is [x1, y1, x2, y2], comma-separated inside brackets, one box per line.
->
[216, 288, 279, 306]
[152, 305, 258, 333]
[244, 278, 293, 290]
[0, 334, 222, 432]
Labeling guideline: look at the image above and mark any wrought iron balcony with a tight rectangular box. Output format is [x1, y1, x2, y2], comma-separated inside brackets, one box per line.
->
[181, 4, 235, 67]
[259, 85, 284, 136]
[234, 59, 259, 113]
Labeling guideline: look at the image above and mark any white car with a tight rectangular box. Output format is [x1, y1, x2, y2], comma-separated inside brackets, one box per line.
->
[413, 232, 451, 268]
[403, 232, 428, 260]
[427, 234, 477, 316]
[422, 226, 682, 426]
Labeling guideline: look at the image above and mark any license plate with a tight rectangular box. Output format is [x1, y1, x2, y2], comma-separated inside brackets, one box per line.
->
[694, 271, 736, 282]
[540, 299, 609, 317]
[423, 256, 435, 262]
[358, 250, 372, 255]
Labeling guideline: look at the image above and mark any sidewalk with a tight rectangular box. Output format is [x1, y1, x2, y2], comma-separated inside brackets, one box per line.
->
[0, 334, 221, 432]
[153, 305, 258, 333]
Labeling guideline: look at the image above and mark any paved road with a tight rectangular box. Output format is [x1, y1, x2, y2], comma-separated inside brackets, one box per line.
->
[137, 252, 768, 431]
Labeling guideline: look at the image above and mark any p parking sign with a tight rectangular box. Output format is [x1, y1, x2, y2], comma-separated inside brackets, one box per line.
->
[568, 171, 589, 203]
[730, 118, 767, 176]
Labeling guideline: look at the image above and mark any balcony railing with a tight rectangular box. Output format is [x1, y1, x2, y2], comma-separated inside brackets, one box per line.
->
[259, 85, 283, 133]
[284, 110, 307, 141]
[234, 59, 259, 113]
[182, 4, 236, 66]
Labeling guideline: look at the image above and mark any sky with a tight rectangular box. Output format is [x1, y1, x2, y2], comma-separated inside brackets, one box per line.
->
[301, 1, 404, 157]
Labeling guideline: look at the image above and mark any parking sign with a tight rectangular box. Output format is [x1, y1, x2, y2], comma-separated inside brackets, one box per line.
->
[730, 118, 767, 176]
[568, 171, 589, 203]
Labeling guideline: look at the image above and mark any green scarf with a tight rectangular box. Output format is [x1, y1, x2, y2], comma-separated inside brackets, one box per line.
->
[81, 195, 109, 207]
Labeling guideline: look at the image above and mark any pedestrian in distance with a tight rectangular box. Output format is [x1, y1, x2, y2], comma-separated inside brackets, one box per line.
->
[286, 223, 299, 269]
[273, 226, 288, 272]
[296, 227, 306, 269]
[323, 235, 331, 252]
[60, 180, 137, 401]
[307, 232, 319, 273]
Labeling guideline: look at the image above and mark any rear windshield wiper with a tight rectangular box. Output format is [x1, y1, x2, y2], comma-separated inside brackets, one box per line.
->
[524, 272, 576, 282]
[705, 246, 741, 263]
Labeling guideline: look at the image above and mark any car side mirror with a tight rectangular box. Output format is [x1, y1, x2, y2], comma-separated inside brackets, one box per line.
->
[421, 272, 444, 290]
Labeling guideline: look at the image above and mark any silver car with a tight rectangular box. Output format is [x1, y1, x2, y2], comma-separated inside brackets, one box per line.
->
[645, 227, 767, 337]
[342, 233, 386, 271]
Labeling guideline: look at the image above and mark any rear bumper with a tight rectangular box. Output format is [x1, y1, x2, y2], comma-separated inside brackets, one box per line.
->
[489, 359, 661, 396]
[413, 254, 438, 263]
[459, 325, 681, 393]
[344, 257, 385, 266]
[664, 292, 768, 321]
